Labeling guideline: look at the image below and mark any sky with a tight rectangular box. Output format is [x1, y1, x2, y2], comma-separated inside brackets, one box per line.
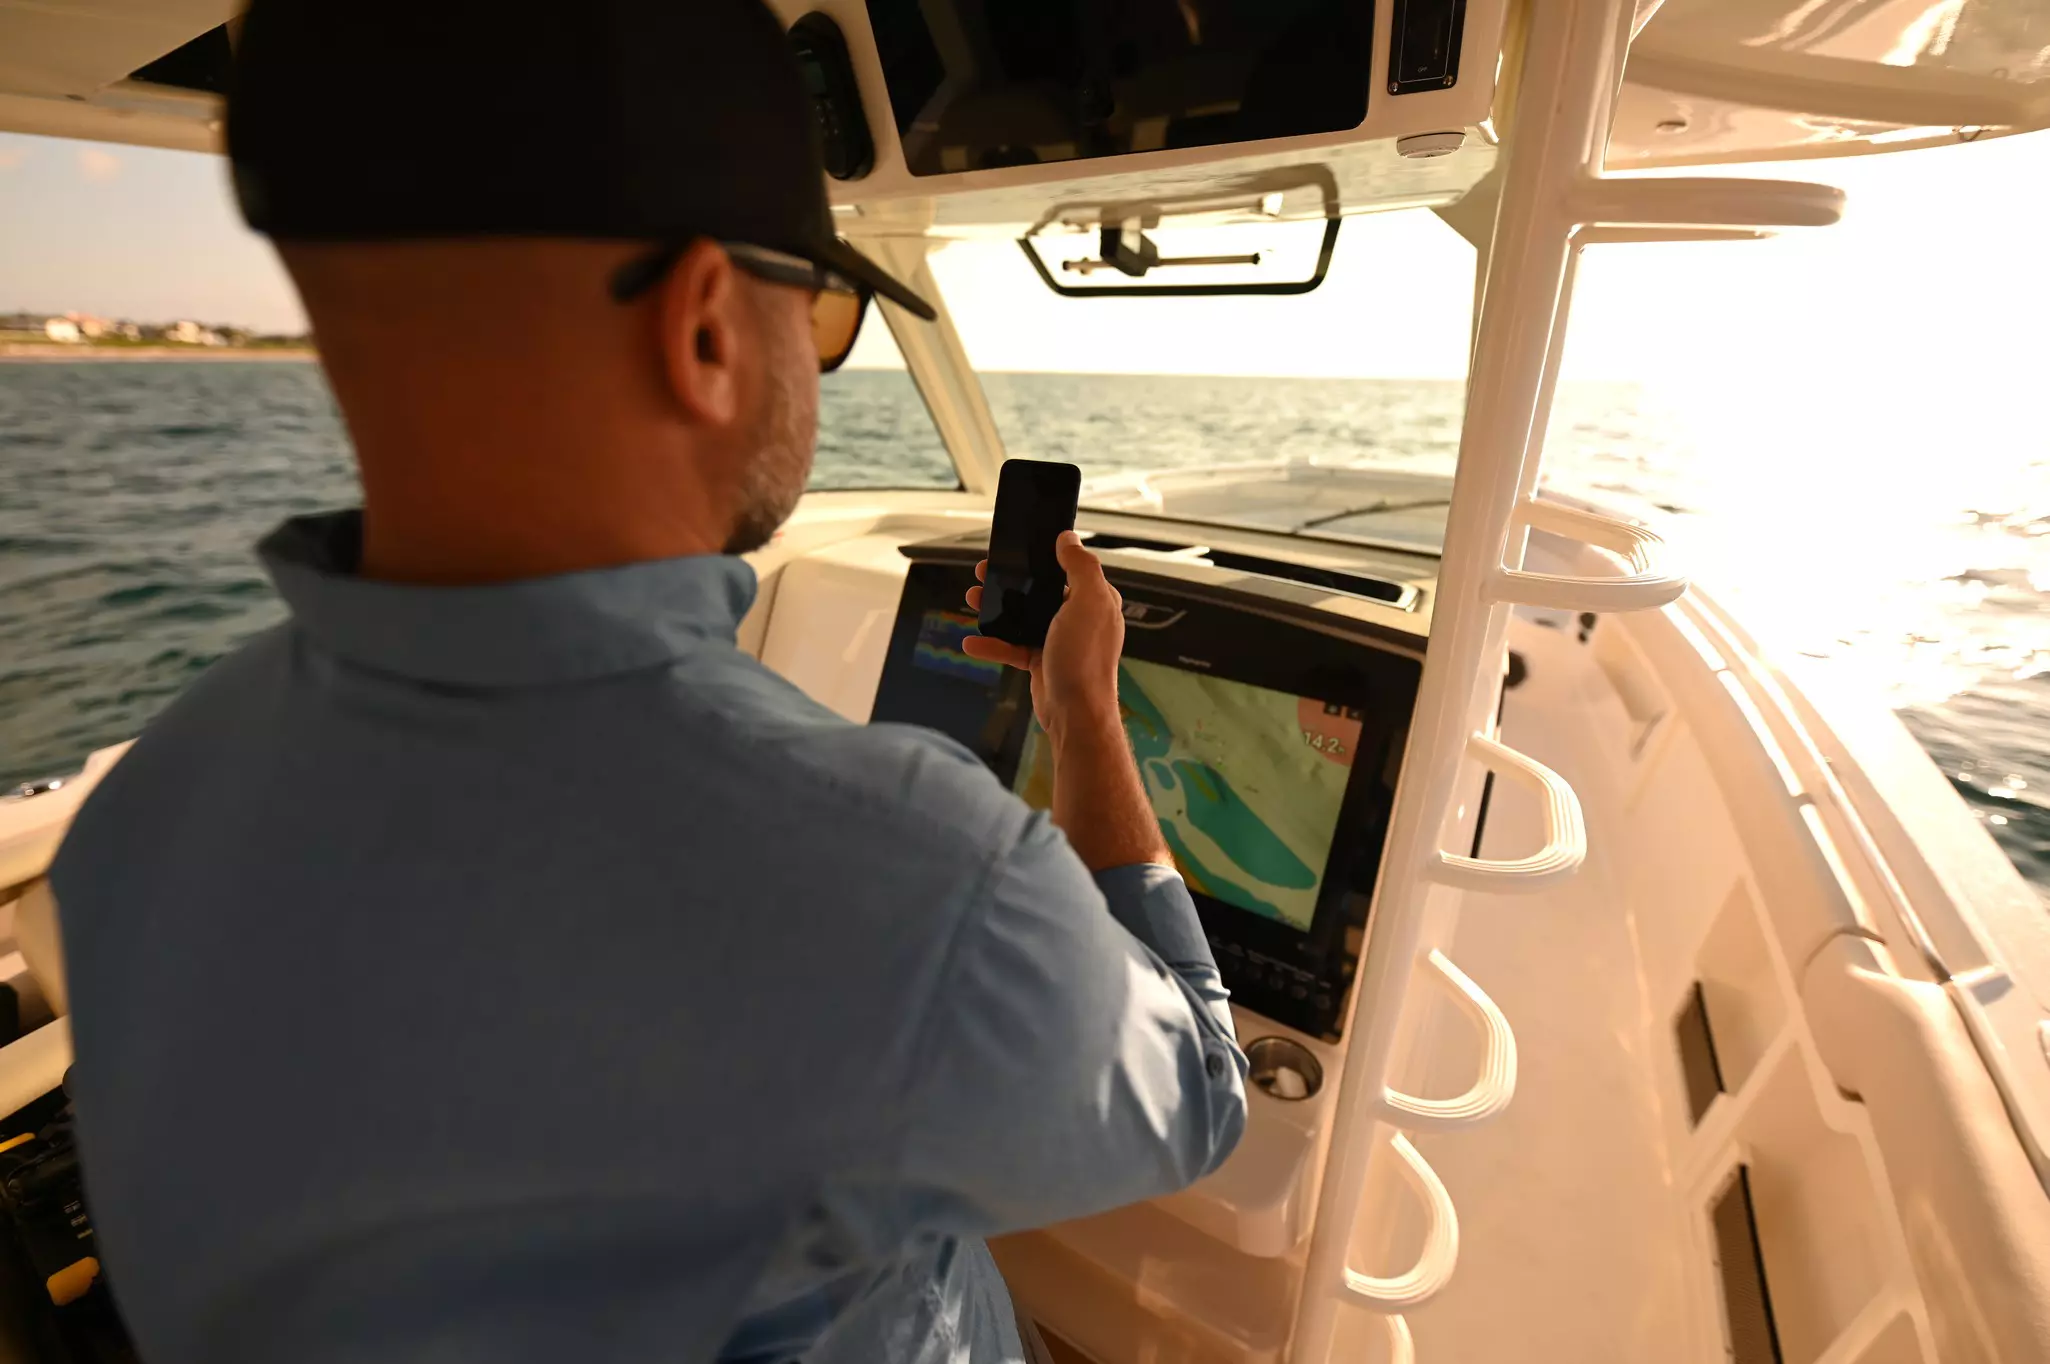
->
[3, 123, 2048, 391]
[0, 134, 297, 332]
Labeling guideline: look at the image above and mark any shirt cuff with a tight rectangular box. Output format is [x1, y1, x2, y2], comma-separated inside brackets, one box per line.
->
[1093, 863, 1215, 975]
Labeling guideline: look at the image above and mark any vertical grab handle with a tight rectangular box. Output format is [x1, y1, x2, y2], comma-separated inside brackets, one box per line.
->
[1339, 1133, 1460, 1311]
[1432, 732, 1586, 892]
[1382, 1314, 1415, 1364]
[1379, 951, 1518, 1131]
[1488, 498, 1688, 613]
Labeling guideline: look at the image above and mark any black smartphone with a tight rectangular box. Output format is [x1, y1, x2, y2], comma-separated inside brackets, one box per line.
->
[978, 459, 1082, 648]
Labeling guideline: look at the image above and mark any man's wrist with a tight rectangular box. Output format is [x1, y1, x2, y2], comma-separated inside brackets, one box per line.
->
[1047, 699, 1125, 755]
[1045, 699, 1171, 870]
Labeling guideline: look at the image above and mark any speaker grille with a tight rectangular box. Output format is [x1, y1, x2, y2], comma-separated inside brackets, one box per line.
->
[1711, 1166, 1784, 1364]
[1676, 981, 1726, 1126]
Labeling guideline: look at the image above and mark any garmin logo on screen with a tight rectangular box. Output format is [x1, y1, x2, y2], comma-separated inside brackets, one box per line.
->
[1175, 656, 1214, 670]
[1122, 600, 1186, 630]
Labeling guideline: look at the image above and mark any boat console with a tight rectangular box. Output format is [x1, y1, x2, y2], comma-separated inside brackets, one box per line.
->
[871, 533, 1423, 1043]
[755, 512, 1455, 1282]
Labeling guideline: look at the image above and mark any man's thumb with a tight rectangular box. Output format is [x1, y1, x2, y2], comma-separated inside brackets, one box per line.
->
[1055, 530, 1106, 586]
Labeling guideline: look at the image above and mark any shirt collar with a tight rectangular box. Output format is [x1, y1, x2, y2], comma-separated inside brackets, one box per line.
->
[259, 511, 758, 687]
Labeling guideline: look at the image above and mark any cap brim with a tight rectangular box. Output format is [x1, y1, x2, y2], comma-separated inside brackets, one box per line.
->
[814, 238, 938, 321]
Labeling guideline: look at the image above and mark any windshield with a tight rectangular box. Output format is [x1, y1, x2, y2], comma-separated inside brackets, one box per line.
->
[926, 212, 1480, 550]
[810, 356, 957, 491]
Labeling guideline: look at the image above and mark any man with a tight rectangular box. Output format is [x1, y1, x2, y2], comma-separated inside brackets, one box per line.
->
[49, 1, 1245, 1361]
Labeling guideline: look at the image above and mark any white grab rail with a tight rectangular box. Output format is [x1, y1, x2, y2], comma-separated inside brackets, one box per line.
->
[1337, 1133, 1460, 1311]
[1287, 0, 1842, 1360]
[1432, 732, 1586, 892]
[1490, 498, 1688, 613]
[1379, 951, 1519, 1131]
[1381, 1314, 1415, 1364]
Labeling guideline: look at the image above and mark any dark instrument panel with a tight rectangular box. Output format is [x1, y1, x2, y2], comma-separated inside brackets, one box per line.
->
[869, 537, 1421, 1040]
[864, 0, 1376, 176]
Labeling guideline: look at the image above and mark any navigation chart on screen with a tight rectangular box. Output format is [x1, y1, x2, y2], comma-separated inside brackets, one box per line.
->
[1015, 657, 1361, 930]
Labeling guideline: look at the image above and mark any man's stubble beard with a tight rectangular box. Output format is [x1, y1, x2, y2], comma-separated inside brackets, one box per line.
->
[723, 316, 820, 556]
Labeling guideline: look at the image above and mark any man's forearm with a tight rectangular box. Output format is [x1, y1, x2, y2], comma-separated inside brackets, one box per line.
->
[1050, 705, 1171, 872]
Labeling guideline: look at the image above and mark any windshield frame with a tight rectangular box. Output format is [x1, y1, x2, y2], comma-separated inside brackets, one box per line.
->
[864, 213, 1480, 552]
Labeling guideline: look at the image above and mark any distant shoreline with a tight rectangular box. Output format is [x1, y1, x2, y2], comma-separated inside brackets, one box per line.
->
[0, 345, 316, 363]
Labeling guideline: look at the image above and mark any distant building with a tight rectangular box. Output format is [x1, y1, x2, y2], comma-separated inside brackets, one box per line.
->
[116, 322, 141, 340]
[69, 313, 109, 339]
[43, 318, 82, 343]
[166, 319, 225, 346]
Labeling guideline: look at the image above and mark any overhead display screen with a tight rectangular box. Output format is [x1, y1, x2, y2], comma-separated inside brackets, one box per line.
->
[864, 0, 1374, 176]
[1013, 657, 1361, 931]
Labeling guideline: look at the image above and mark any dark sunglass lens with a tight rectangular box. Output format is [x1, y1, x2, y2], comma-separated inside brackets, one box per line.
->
[812, 289, 867, 372]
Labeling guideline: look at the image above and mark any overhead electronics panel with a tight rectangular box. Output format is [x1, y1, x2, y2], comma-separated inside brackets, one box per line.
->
[865, 0, 1377, 176]
[767, 0, 1508, 226]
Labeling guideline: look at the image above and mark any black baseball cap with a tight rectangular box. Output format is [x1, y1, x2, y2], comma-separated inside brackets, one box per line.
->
[226, 0, 936, 321]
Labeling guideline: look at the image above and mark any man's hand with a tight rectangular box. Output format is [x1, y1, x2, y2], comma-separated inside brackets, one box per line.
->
[963, 533, 1171, 871]
[962, 532, 1124, 749]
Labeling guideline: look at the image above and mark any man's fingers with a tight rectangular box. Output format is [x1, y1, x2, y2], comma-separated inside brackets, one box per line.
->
[965, 585, 983, 612]
[962, 635, 1034, 670]
[974, 559, 988, 584]
[1054, 531, 1110, 593]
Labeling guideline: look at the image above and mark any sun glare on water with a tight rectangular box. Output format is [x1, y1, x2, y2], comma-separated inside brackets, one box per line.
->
[1546, 132, 2050, 715]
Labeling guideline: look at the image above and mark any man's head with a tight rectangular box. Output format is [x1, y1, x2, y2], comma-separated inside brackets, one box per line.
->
[275, 235, 823, 564]
[228, 0, 933, 578]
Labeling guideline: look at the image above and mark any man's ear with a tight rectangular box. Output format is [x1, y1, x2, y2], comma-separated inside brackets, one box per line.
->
[656, 240, 744, 426]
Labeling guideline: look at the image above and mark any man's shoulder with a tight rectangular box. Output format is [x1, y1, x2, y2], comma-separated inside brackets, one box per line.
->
[55, 628, 1040, 895]
[70, 623, 296, 778]
[675, 648, 1035, 856]
[49, 625, 297, 888]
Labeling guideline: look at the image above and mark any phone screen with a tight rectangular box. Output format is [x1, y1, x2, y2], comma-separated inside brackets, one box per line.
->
[979, 459, 1081, 647]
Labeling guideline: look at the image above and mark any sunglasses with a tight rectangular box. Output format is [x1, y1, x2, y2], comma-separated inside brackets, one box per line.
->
[610, 240, 870, 373]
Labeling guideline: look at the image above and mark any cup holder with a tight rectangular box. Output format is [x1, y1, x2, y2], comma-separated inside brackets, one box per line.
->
[1247, 1036, 1324, 1101]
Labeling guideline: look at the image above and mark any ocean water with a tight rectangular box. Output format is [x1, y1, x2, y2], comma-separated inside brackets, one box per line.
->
[2, 361, 2043, 903]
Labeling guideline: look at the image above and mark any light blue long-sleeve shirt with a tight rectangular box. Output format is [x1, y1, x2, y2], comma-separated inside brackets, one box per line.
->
[50, 510, 1247, 1364]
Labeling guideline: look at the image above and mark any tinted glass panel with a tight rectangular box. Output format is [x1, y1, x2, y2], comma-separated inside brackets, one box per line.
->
[130, 25, 235, 95]
[810, 370, 957, 490]
[866, 0, 1374, 175]
[808, 319, 958, 491]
